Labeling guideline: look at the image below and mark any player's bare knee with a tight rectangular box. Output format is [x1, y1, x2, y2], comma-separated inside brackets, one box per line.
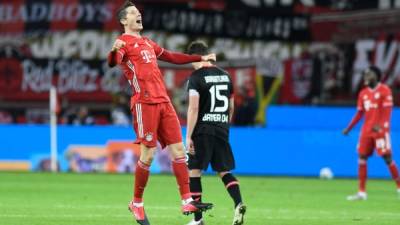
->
[218, 171, 230, 178]
[168, 142, 186, 158]
[140, 155, 154, 165]
[190, 169, 202, 177]
[139, 145, 156, 164]
[358, 155, 368, 164]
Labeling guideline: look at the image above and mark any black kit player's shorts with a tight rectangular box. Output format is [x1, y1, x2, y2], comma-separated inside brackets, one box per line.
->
[188, 134, 235, 172]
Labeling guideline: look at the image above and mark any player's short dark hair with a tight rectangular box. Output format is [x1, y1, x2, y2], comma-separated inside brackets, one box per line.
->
[187, 40, 209, 55]
[117, 1, 135, 25]
[364, 66, 382, 81]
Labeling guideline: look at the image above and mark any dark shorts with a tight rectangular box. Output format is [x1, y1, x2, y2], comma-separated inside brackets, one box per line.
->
[188, 134, 235, 172]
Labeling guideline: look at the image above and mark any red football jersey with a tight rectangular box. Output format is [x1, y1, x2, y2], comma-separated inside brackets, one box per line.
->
[116, 34, 170, 104]
[357, 83, 393, 134]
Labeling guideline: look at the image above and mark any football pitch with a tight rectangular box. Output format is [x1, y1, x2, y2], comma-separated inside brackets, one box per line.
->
[0, 172, 399, 225]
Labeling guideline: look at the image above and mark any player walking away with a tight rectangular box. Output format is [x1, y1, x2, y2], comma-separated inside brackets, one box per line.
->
[107, 2, 215, 224]
[185, 41, 246, 225]
[343, 66, 400, 201]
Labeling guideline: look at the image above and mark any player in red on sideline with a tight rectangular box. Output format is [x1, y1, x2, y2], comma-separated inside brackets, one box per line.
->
[107, 1, 215, 224]
[343, 66, 400, 201]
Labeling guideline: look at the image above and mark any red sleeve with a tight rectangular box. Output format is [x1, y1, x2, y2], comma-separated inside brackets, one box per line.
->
[346, 110, 363, 131]
[158, 50, 202, 64]
[145, 37, 202, 64]
[378, 87, 393, 128]
[107, 49, 125, 67]
[356, 90, 363, 111]
[378, 106, 392, 129]
[382, 87, 393, 108]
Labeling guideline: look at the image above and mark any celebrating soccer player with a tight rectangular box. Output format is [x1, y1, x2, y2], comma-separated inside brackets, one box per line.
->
[185, 41, 246, 225]
[343, 66, 400, 200]
[107, 2, 215, 224]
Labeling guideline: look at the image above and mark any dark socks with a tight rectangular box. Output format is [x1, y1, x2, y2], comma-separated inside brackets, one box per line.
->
[190, 177, 203, 221]
[221, 173, 242, 207]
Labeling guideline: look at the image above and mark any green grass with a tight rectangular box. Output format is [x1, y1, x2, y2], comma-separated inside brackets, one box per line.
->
[0, 172, 399, 225]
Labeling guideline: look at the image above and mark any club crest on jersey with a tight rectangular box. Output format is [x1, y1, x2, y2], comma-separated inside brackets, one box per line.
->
[363, 95, 367, 100]
[145, 132, 153, 142]
[374, 93, 380, 99]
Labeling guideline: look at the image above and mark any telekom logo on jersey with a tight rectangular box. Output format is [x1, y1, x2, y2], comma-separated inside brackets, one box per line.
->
[140, 50, 155, 63]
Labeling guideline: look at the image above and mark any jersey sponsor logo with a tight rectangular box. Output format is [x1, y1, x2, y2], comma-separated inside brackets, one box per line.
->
[140, 50, 155, 63]
[202, 113, 229, 123]
[204, 75, 229, 83]
[363, 99, 377, 111]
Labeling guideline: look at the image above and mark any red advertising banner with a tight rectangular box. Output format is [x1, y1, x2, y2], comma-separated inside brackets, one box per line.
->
[0, 58, 256, 102]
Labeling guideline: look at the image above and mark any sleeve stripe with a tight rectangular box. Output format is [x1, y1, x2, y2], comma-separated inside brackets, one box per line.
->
[118, 50, 124, 58]
[157, 48, 164, 58]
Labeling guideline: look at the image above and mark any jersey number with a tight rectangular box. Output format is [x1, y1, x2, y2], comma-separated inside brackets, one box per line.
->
[209, 85, 228, 112]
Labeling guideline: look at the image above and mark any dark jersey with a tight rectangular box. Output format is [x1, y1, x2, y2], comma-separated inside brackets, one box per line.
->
[187, 66, 234, 139]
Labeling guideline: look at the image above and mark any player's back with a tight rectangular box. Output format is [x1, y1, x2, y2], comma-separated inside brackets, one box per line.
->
[188, 66, 233, 139]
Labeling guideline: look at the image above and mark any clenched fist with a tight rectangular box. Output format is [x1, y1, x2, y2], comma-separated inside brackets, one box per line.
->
[111, 39, 126, 52]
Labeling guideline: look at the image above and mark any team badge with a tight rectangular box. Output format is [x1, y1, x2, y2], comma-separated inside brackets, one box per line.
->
[374, 93, 380, 99]
[145, 132, 153, 142]
[363, 95, 367, 100]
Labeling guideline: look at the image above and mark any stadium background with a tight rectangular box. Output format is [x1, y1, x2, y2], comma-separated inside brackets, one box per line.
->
[0, 0, 400, 178]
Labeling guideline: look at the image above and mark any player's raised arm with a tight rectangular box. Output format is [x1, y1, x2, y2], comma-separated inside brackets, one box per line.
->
[158, 50, 216, 64]
[107, 39, 126, 67]
[148, 38, 216, 64]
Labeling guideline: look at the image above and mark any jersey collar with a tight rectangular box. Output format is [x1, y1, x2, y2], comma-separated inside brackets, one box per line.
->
[367, 83, 381, 92]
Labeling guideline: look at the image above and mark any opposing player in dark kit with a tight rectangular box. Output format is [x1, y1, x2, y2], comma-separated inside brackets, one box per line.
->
[185, 41, 246, 225]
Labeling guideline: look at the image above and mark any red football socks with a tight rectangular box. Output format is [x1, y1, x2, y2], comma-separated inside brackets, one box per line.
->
[133, 160, 150, 203]
[358, 162, 367, 192]
[388, 161, 400, 188]
[172, 157, 191, 200]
